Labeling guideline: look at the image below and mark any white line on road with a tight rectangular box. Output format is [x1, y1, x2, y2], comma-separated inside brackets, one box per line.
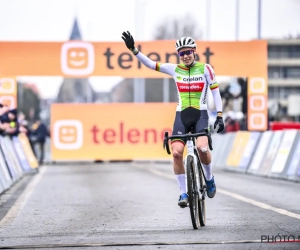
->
[0, 167, 47, 229]
[133, 164, 300, 221]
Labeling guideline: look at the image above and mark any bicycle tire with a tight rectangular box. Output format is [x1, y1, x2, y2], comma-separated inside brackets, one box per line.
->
[197, 158, 206, 227]
[186, 155, 200, 229]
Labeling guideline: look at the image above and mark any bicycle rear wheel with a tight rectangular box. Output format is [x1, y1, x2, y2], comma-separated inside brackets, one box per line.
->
[186, 155, 200, 229]
[197, 159, 206, 226]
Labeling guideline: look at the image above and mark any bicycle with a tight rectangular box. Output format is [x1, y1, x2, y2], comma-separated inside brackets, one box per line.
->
[163, 128, 213, 229]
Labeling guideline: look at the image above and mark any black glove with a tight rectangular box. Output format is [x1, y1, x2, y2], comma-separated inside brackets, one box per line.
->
[214, 116, 224, 133]
[121, 31, 135, 51]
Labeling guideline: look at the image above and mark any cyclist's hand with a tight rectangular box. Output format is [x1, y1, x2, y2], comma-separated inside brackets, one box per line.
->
[121, 31, 135, 51]
[214, 116, 224, 133]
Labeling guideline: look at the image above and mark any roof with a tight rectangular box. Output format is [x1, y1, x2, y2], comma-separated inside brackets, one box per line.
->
[69, 17, 82, 40]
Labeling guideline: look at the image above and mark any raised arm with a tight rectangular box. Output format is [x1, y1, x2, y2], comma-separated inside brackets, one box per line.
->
[121, 31, 176, 76]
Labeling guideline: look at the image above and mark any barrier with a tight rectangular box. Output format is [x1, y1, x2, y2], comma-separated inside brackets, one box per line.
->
[2, 125, 300, 197]
[0, 136, 19, 181]
[269, 130, 298, 178]
[0, 148, 13, 191]
[238, 132, 261, 171]
[213, 133, 236, 169]
[225, 131, 251, 172]
[4, 136, 24, 176]
[210, 129, 300, 181]
[247, 131, 273, 174]
[18, 133, 39, 169]
[270, 122, 300, 131]
[286, 132, 300, 180]
[0, 181, 3, 195]
[0, 134, 39, 195]
[211, 133, 221, 167]
[258, 131, 283, 176]
[12, 136, 32, 172]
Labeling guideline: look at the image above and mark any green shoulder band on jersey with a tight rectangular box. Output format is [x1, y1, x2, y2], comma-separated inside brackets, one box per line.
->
[175, 63, 205, 75]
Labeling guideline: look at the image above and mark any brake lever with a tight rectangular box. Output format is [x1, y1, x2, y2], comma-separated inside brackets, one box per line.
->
[163, 132, 171, 155]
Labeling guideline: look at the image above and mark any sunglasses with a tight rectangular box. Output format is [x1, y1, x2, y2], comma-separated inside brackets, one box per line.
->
[178, 50, 194, 57]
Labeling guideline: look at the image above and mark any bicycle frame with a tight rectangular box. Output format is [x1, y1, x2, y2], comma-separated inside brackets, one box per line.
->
[163, 129, 212, 229]
[185, 138, 202, 201]
[163, 129, 213, 199]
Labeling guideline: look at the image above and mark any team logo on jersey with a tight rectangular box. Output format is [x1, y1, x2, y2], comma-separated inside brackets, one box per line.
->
[176, 82, 204, 92]
[183, 76, 203, 82]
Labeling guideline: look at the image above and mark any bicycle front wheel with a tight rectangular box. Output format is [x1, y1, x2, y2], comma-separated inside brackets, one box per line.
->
[198, 160, 206, 227]
[186, 155, 200, 229]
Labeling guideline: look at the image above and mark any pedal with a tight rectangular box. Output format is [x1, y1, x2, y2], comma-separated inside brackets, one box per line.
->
[179, 204, 188, 208]
[179, 203, 189, 208]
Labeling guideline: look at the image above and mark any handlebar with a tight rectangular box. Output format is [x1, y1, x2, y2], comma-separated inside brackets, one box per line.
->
[163, 128, 213, 155]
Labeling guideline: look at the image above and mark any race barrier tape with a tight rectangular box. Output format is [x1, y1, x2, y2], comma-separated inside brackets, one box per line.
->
[0, 134, 39, 195]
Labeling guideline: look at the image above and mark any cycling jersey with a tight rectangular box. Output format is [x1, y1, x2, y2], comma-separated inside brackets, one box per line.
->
[136, 52, 222, 112]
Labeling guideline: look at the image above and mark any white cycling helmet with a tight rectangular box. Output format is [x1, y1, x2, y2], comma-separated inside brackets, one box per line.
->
[175, 37, 197, 51]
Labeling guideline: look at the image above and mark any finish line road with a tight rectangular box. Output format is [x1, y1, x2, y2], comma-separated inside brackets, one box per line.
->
[0, 162, 299, 249]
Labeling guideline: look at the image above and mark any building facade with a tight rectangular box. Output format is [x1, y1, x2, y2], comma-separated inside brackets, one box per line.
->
[268, 39, 300, 120]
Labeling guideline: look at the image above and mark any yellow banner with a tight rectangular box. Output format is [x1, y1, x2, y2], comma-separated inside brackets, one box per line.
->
[226, 131, 251, 167]
[51, 103, 176, 160]
[18, 133, 39, 169]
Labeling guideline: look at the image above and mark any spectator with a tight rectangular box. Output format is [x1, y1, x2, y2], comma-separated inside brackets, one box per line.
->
[236, 78, 248, 115]
[0, 108, 19, 136]
[224, 111, 240, 133]
[31, 119, 49, 165]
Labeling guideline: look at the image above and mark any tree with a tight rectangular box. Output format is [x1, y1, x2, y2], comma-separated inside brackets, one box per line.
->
[17, 82, 41, 122]
[153, 14, 203, 40]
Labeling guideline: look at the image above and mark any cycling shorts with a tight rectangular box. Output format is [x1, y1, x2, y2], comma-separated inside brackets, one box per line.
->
[171, 109, 209, 145]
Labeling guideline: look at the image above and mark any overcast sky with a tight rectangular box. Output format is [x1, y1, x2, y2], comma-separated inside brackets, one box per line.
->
[1, 0, 300, 98]
[1, 0, 300, 41]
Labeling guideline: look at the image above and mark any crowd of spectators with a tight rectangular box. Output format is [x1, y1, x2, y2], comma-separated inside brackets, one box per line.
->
[0, 104, 49, 165]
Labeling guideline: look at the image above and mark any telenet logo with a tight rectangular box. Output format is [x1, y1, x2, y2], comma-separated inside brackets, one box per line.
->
[60, 42, 95, 76]
[250, 77, 265, 93]
[0, 78, 15, 94]
[53, 120, 83, 150]
[0, 96, 15, 109]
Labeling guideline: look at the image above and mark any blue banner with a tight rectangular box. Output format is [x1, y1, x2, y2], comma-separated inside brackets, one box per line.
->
[287, 136, 300, 176]
[0, 148, 13, 190]
[239, 132, 261, 169]
[0, 136, 17, 180]
[12, 136, 31, 172]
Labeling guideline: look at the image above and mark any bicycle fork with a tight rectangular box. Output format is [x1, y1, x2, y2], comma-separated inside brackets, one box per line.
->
[184, 140, 201, 199]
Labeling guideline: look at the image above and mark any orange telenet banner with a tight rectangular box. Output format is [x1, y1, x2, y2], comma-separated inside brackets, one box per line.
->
[247, 76, 268, 131]
[0, 77, 17, 109]
[0, 40, 267, 77]
[51, 103, 177, 160]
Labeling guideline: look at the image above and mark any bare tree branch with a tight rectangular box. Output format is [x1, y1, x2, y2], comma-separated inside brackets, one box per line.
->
[153, 15, 202, 40]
